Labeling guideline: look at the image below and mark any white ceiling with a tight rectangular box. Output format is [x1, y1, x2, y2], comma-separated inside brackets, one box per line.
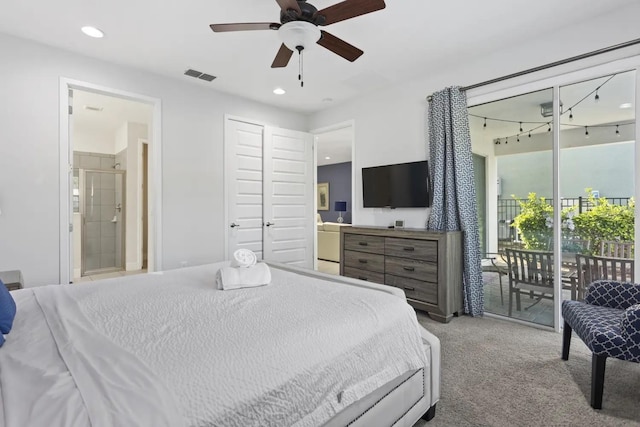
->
[469, 70, 635, 153]
[316, 127, 352, 166]
[73, 90, 153, 135]
[0, 0, 636, 114]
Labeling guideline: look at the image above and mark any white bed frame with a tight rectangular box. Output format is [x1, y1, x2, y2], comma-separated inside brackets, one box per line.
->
[269, 263, 441, 425]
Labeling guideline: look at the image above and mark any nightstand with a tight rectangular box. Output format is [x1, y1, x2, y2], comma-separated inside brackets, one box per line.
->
[0, 270, 24, 291]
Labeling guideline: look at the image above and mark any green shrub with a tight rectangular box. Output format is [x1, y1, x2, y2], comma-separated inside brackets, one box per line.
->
[572, 193, 635, 254]
[510, 193, 553, 250]
[511, 191, 634, 253]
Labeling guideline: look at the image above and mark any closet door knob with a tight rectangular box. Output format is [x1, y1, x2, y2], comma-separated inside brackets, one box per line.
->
[265, 222, 275, 227]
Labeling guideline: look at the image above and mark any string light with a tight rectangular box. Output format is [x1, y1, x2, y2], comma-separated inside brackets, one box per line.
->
[469, 73, 632, 143]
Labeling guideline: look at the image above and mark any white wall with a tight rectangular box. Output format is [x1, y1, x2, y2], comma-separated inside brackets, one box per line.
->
[74, 124, 115, 154]
[125, 122, 147, 270]
[309, 3, 640, 231]
[0, 33, 308, 287]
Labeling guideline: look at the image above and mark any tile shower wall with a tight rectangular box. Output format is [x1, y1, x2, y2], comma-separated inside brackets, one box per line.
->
[74, 152, 123, 273]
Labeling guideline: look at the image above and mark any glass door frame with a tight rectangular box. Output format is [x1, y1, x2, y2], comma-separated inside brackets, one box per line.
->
[468, 56, 640, 332]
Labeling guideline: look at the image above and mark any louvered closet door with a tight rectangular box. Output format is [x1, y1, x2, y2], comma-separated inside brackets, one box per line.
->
[263, 126, 314, 268]
[225, 119, 314, 268]
[225, 119, 265, 260]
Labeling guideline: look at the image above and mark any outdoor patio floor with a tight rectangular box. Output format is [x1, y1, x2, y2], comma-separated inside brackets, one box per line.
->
[483, 271, 560, 327]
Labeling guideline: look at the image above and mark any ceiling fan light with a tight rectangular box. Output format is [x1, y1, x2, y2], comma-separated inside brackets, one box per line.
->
[278, 21, 320, 51]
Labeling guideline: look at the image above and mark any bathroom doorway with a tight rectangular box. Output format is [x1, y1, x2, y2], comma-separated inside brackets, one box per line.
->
[69, 88, 153, 281]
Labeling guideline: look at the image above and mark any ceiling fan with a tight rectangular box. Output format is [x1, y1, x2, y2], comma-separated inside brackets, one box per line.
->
[210, 0, 386, 70]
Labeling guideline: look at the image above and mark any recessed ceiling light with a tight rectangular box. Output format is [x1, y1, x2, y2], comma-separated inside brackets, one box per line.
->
[619, 102, 633, 109]
[81, 26, 104, 38]
[325, 156, 331, 160]
[273, 88, 286, 95]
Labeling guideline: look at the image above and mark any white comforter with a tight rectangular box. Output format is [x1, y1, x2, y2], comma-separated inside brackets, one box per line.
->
[0, 262, 428, 427]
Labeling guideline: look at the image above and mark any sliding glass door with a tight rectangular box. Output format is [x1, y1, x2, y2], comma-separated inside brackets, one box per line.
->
[469, 64, 637, 330]
[559, 71, 636, 307]
[470, 88, 556, 326]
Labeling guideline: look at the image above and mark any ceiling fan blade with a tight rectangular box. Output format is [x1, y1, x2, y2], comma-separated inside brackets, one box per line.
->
[276, 0, 301, 14]
[210, 23, 280, 32]
[317, 30, 363, 62]
[317, 0, 386, 25]
[271, 44, 294, 68]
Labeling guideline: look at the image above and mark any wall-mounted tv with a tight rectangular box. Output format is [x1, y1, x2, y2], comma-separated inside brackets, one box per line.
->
[362, 160, 430, 208]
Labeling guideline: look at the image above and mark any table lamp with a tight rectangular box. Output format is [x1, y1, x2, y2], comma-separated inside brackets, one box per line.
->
[335, 201, 347, 223]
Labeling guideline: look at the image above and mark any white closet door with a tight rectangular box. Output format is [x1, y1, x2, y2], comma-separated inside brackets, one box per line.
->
[263, 126, 314, 268]
[225, 119, 265, 260]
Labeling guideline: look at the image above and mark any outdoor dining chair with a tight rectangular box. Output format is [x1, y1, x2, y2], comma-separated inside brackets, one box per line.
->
[505, 249, 554, 316]
[575, 254, 635, 301]
[481, 252, 507, 305]
[600, 240, 634, 259]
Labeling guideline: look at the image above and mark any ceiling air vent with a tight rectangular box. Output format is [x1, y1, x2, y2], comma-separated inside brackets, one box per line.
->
[184, 69, 217, 82]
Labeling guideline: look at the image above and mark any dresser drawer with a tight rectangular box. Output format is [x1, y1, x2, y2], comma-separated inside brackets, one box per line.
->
[344, 250, 385, 273]
[343, 266, 384, 284]
[385, 238, 437, 262]
[385, 275, 438, 304]
[385, 256, 437, 282]
[344, 234, 385, 255]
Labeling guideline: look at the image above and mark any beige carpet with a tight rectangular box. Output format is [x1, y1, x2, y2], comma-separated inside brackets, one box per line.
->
[413, 312, 640, 427]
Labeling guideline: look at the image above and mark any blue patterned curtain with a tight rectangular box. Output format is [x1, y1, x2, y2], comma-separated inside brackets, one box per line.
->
[427, 86, 483, 316]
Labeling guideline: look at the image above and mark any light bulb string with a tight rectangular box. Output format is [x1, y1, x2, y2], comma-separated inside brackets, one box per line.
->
[472, 72, 620, 137]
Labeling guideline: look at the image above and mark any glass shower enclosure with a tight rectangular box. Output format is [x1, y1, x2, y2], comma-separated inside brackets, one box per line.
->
[79, 169, 126, 276]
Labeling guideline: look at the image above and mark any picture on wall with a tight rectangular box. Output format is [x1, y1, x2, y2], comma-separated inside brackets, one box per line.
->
[317, 182, 329, 210]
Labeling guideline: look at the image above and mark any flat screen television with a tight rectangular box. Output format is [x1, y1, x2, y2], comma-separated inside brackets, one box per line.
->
[362, 160, 430, 208]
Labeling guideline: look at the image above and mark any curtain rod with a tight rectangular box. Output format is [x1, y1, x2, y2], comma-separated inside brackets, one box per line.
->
[426, 37, 640, 102]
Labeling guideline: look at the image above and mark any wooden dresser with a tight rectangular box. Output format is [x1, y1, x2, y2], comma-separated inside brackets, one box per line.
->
[340, 226, 463, 323]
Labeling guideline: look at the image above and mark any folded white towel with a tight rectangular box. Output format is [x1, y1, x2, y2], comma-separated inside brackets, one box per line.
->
[230, 248, 257, 268]
[216, 263, 272, 290]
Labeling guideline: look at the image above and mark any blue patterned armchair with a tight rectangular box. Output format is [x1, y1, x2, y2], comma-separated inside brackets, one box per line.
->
[561, 280, 640, 409]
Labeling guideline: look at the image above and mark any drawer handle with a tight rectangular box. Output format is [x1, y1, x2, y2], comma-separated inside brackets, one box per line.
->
[403, 266, 415, 272]
[358, 276, 369, 281]
[403, 247, 415, 252]
[404, 286, 415, 291]
[358, 259, 368, 264]
[358, 242, 368, 246]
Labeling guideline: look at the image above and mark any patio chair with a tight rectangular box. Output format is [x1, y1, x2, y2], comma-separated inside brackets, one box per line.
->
[575, 254, 634, 301]
[600, 240, 634, 259]
[505, 249, 554, 316]
[561, 280, 640, 409]
[481, 252, 507, 305]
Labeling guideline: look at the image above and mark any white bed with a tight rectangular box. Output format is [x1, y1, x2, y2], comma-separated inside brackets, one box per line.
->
[0, 261, 440, 427]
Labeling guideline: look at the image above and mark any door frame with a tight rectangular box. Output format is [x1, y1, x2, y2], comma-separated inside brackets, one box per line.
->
[310, 120, 356, 270]
[58, 78, 162, 285]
